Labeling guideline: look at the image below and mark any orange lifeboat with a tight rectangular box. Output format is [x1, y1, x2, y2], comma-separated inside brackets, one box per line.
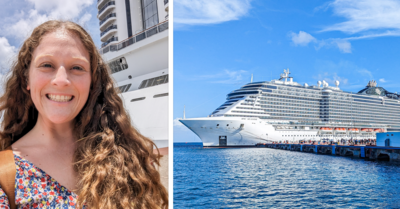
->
[320, 127, 332, 131]
[374, 128, 381, 132]
[361, 128, 368, 132]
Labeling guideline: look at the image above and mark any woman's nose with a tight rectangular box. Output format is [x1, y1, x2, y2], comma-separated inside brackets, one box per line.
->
[51, 66, 71, 87]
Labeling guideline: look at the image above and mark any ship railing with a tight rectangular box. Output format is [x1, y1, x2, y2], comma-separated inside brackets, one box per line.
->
[101, 36, 118, 48]
[269, 122, 389, 127]
[99, 20, 168, 55]
[100, 24, 117, 37]
[99, 13, 116, 26]
[98, 1, 115, 15]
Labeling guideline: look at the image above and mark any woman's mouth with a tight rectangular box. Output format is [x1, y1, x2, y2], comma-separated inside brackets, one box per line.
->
[46, 94, 74, 102]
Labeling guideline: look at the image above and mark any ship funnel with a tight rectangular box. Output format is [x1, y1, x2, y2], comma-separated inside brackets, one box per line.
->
[317, 81, 322, 87]
[251, 74, 253, 83]
[183, 105, 186, 119]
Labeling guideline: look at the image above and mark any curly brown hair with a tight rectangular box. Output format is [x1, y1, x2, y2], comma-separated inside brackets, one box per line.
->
[0, 20, 168, 209]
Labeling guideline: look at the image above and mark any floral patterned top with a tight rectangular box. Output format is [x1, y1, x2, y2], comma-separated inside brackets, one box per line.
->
[0, 154, 78, 209]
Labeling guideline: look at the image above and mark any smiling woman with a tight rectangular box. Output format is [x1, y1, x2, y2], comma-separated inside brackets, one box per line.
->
[0, 20, 168, 209]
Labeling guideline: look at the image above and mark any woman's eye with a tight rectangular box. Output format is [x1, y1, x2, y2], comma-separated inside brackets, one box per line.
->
[72, 66, 84, 71]
[42, 63, 53, 68]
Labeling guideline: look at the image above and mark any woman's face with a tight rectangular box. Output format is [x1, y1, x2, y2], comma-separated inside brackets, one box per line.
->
[28, 29, 91, 125]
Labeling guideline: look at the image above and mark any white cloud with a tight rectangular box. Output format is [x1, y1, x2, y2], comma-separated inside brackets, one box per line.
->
[174, 0, 252, 26]
[322, 0, 400, 34]
[78, 13, 92, 26]
[333, 40, 352, 53]
[290, 31, 316, 46]
[314, 72, 349, 86]
[291, 31, 352, 53]
[358, 69, 374, 79]
[192, 69, 248, 85]
[1, 0, 94, 41]
[379, 78, 387, 83]
[0, 37, 17, 73]
[214, 69, 247, 84]
[294, 0, 400, 54]
[27, 0, 93, 20]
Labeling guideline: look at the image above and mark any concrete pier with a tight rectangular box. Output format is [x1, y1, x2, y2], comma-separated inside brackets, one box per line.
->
[258, 144, 400, 161]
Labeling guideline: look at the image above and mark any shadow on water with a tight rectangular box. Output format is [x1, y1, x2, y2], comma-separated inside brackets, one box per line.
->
[174, 146, 400, 208]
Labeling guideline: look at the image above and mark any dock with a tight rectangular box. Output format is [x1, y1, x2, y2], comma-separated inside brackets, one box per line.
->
[257, 144, 400, 161]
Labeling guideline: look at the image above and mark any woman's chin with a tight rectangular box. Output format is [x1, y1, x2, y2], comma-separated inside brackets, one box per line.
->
[43, 116, 75, 125]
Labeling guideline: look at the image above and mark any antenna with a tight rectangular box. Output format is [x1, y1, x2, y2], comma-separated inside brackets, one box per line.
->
[251, 74, 253, 83]
[183, 106, 186, 119]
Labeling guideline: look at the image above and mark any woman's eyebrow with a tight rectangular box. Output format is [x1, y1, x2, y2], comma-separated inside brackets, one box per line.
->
[33, 54, 89, 65]
[71, 56, 90, 65]
[34, 54, 54, 62]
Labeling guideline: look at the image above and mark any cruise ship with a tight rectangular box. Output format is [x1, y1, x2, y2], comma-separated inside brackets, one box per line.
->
[97, 0, 169, 148]
[180, 69, 400, 146]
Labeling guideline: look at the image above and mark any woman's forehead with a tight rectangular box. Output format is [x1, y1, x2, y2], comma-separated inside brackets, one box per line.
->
[33, 29, 90, 61]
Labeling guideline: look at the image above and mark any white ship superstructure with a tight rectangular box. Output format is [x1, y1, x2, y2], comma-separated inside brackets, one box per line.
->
[97, 0, 169, 148]
[180, 69, 400, 146]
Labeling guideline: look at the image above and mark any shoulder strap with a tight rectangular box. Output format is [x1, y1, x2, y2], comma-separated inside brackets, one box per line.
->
[0, 146, 16, 209]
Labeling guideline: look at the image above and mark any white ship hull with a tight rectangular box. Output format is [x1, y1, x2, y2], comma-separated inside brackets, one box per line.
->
[120, 83, 168, 148]
[101, 22, 169, 148]
[180, 117, 378, 146]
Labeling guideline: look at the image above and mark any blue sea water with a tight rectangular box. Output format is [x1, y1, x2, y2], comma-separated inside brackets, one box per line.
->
[174, 144, 400, 208]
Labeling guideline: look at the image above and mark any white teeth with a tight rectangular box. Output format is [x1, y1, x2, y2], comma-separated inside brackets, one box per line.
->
[48, 94, 72, 102]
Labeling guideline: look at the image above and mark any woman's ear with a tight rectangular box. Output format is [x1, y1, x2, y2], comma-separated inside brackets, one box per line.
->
[27, 85, 30, 90]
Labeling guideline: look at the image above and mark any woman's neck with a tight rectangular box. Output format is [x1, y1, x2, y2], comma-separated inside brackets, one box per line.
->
[29, 115, 77, 147]
[11, 115, 79, 192]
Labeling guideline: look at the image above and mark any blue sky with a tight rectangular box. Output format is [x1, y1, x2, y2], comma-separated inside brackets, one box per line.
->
[173, 0, 400, 142]
[0, 0, 101, 82]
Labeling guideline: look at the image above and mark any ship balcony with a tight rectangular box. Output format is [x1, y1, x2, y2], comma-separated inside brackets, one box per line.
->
[101, 36, 118, 48]
[100, 25, 117, 42]
[97, 0, 106, 8]
[99, 20, 168, 55]
[164, 0, 169, 12]
[98, 1, 115, 19]
[99, 13, 116, 29]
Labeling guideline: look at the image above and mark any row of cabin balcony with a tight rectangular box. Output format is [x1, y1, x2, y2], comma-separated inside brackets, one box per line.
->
[99, 13, 116, 30]
[164, 0, 169, 12]
[97, 0, 106, 8]
[101, 36, 118, 48]
[98, 1, 115, 19]
[100, 24, 117, 42]
[99, 20, 168, 55]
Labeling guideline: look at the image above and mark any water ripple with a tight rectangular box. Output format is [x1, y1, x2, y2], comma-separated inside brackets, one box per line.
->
[174, 147, 400, 208]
